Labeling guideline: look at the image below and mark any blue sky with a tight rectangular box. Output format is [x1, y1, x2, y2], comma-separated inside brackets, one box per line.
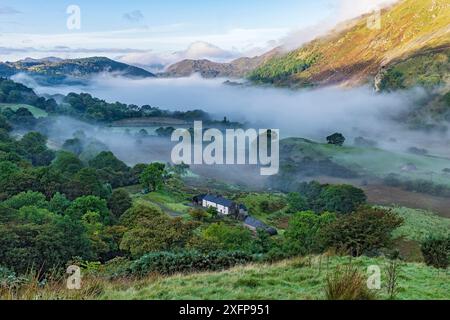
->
[0, 1, 332, 33]
[0, 0, 394, 65]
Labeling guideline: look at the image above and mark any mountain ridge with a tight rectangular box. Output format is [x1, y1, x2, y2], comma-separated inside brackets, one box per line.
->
[249, 0, 450, 88]
[161, 49, 280, 78]
[0, 56, 155, 83]
[163, 0, 449, 90]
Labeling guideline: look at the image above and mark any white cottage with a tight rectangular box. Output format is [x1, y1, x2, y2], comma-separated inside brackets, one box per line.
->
[202, 195, 235, 215]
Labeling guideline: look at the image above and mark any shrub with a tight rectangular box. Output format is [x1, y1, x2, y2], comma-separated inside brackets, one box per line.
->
[102, 257, 133, 279]
[192, 223, 254, 252]
[325, 265, 377, 300]
[286, 192, 308, 212]
[0, 266, 23, 289]
[130, 250, 253, 276]
[284, 211, 336, 255]
[259, 198, 286, 213]
[120, 204, 197, 258]
[189, 208, 208, 221]
[322, 207, 403, 256]
[421, 237, 450, 269]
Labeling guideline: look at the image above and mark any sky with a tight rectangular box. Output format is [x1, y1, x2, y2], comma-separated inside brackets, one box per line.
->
[0, 0, 396, 66]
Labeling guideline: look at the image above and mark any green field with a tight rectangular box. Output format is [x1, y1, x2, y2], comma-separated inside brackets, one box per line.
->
[101, 255, 449, 300]
[281, 138, 450, 186]
[132, 190, 192, 217]
[390, 206, 450, 241]
[0, 103, 48, 118]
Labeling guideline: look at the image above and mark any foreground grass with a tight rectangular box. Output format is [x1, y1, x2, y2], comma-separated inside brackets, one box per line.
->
[101, 256, 449, 300]
[3, 256, 447, 300]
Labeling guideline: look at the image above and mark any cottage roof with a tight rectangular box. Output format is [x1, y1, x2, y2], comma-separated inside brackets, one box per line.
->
[244, 217, 278, 235]
[203, 195, 235, 207]
[244, 216, 268, 229]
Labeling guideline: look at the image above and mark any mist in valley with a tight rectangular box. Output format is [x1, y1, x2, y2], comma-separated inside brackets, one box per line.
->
[15, 72, 450, 158]
[10, 71, 450, 215]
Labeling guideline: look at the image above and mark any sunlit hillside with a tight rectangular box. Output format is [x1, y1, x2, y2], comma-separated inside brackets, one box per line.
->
[250, 0, 450, 87]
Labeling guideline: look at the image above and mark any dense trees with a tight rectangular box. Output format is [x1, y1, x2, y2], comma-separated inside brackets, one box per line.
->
[287, 182, 367, 214]
[89, 151, 128, 172]
[0, 123, 192, 272]
[0, 201, 93, 274]
[66, 168, 112, 200]
[62, 138, 83, 155]
[318, 185, 367, 214]
[140, 163, 166, 192]
[119, 204, 197, 258]
[284, 211, 336, 255]
[65, 196, 110, 223]
[0, 114, 12, 132]
[0, 78, 57, 113]
[321, 207, 403, 256]
[52, 151, 84, 175]
[0, 78, 212, 125]
[61, 92, 211, 123]
[108, 189, 132, 220]
[19, 132, 55, 166]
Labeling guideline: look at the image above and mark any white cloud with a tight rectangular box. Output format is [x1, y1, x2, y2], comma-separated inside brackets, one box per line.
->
[178, 41, 235, 60]
[282, 0, 399, 50]
[123, 10, 145, 23]
[0, 6, 21, 15]
[334, 0, 398, 21]
[0, 1, 400, 64]
[119, 41, 241, 71]
[0, 26, 288, 64]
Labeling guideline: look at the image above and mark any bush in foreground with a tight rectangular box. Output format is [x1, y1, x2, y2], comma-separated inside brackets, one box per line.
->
[325, 264, 377, 300]
[322, 207, 403, 256]
[421, 236, 449, 269]
[130, 251, 253, 276]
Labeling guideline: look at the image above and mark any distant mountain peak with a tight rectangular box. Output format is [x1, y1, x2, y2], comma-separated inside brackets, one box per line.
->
[1, 56, 155, 83]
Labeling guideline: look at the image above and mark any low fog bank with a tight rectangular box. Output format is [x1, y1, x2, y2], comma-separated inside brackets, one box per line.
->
[41, 116, 174, 165]
[15, 73, 450, 157]
[39, 116, 269, 187]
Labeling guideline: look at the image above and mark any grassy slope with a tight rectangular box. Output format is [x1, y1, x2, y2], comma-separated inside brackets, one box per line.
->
[390, 206, 450, 241]
[250, 0, 450, 86]
[281, 138, 450, 186]
[0, 103, 48, 118]
[123, 187, 192, 217]
[101, 255, 449, 300]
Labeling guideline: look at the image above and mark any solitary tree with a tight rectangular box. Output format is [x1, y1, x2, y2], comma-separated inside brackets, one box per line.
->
[140, 163, 166, 192]
[327, 133, 346, 146]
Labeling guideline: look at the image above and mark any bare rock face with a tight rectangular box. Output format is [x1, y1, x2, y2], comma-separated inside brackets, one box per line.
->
[374, 66, 388, 92]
